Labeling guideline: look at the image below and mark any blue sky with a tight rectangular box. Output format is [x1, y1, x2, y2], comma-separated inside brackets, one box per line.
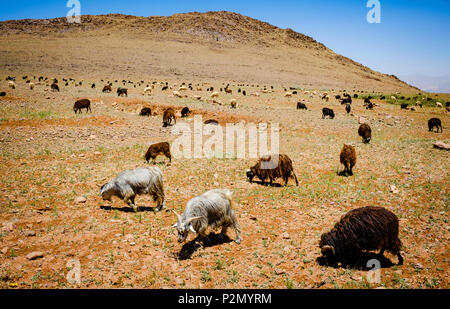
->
[2, 0, 450, 87]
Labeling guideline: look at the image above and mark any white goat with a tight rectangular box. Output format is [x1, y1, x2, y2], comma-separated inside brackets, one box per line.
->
[100, 167, 165, 212]
[172, 189, 242, 245]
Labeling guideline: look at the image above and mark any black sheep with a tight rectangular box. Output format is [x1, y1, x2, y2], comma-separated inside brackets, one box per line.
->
[428, 118, 443, 133]
[322, 108, 335, 119]
[297, 102, 307, 110]
[358, 124, 372, 143]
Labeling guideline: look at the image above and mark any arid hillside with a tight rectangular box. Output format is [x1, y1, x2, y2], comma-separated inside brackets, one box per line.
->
[0, 11, 417, 92]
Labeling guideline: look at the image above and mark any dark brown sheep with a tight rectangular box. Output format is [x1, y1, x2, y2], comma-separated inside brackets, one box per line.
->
[340, 144, 356, 176]
[428, 118, 442, 133]
[144, 142, 172, 163]
[73, 99, 91, 114]
[246, 154, 298, 186]
[181, 107, 191, 118]
[51, 83, 60, 92]
[358, 124, 372, 143]
[140, 107, 152, 117]
[163, 108, 176, 127]
[117, 88, 128, 97]
[319, 206, 403, 268]
[102, 85, 112, 93]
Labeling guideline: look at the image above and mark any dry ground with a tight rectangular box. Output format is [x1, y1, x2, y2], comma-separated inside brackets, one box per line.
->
[0, 78, 449, 289]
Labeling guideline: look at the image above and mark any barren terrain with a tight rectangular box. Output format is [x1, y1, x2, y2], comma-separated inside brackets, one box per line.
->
[0, 12, 448, 289]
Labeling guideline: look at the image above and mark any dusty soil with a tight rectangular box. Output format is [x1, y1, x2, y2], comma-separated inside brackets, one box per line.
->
[0, 76, 448, 289]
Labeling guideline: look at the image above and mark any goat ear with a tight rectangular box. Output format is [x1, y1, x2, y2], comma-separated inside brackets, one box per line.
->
[189, 225, 197, 234]
[172, 223, 177, 228]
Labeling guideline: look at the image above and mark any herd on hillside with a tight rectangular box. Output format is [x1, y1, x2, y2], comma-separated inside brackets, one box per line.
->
[2, 74, 448, 269]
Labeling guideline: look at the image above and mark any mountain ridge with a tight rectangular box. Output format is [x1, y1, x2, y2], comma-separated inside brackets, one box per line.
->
[0, 11, 419, 92]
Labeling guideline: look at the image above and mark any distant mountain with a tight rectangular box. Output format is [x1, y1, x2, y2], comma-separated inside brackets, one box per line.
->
[399, 74, 450, 93]
[0, 11, 418, 92]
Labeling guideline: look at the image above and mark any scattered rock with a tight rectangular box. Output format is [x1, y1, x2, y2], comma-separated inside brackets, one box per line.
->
[389, 184, 399, 194]
[274, 268, 286, 275]
[75, 196, 87, 203]
[25, 230, 36, 237]
[433, 141, 450, 151]
[1, 247, 8, 254]
[26, 251, 44, 260]
[281, 232, 290, 239]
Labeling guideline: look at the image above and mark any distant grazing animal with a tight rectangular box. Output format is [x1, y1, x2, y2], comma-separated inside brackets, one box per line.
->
[211, 91, 220, 98]
[8, 81, 16, 89]
[73, 99, 91, 114]
[163, 108, 176, 127]
[380, 96, 386, 100]
[436, 102, 443, 108]
[100, 166, 165, 212]
[51, 83, 60, 92]
[172, 189, 242, 244]
[143, 87, 152, 95]
[162, 86, 168, 91]
[144, 142, 172, 163]
[91, 83, 96, 89]
[366, 102, 374, 110]
[364, 98, 372, 105]
[102, 85, 112, 93]
[346, 104, 351, 114]
[340, 98, 352, 105]
[446, 102, 450, 108]
[319, 206, 403, 268]
[230, 99, 237, 109]
[246, 154, 298, 186]
[353, 94, 358, 98]
[335, 95, 341, 100]
[322, 108, 335, 119]
[297, 102, 307, 110]
[181, 107, 191, 118]
[139, 107, 152, 117]
[428, 118, 442, 133]
[340, 144, 356, 176]
[284, 92, 293, 97]
[29, 83, 35, 90]
[242, 90, 247, 96]
[225, 88, 232, 94]
[0, 92, 6, 96]
[400, 103, 408, 110]
[117, 88, 128, 97]
[358, 124, 372, 143]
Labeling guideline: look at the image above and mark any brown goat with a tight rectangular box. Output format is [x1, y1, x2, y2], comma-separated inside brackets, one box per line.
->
[340, 144, 356, 176]
[102, 85, 112, 93]
[163, 108, 176, 127]
[144, 142, 172, 163]
[73, 99, 91, 114]
[319, 206, 403, 268]
[247, 154, 299, 186]
[51, 83, 60, 92]
[358, 124, 372, 143]
[140, 107, 152, 116]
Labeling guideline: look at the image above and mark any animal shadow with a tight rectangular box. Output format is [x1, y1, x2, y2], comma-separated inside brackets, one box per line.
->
[252, 180, 283, 187]
[337, 171, 353, 177]
[100, 205, 157, 213]
[178, 233, 233, 260]
[316, 252, 395, 270]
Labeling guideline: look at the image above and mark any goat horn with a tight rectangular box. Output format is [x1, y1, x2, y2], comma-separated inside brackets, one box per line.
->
[171, 209, 182, 220]
[321, 245, 335, 256]
[186, 216, 203, 224]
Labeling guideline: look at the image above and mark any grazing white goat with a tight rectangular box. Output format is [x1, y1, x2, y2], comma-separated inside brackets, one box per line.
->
[172, 189, 242, 245]
[100, 167, 165, 212]
[143, 87, 152, 95]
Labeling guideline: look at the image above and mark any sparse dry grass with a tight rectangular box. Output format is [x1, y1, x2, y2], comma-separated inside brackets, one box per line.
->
[0, 77, 448, 289]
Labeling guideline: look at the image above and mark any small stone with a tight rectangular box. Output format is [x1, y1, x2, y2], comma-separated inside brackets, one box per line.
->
[1, 247, 8, 254]
[94, 151, 101, 156]
[75, 196, 87, 203]
[26, 251, 44, 260]
[25, 230, 36, 237]
[274, 269, 286, 275]
[281, 232, 290, 239]
[389, 184, 399, 194]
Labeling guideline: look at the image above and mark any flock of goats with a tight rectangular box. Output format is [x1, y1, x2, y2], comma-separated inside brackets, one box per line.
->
[3, 74, 448, 269]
